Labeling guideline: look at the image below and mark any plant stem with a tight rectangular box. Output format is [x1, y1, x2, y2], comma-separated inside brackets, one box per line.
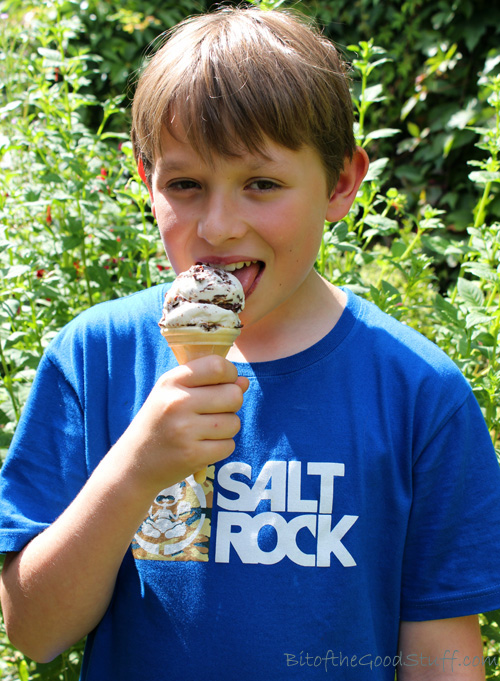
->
[474, 181, 492, 228]
[0, 342, 21, 422]
[398, 230, 421, 261]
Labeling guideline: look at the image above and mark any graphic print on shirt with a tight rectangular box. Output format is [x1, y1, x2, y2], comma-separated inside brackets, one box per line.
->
[132, 469, 213, 562]
[214, 461, 358, 567]
[132, 461, 358, 566]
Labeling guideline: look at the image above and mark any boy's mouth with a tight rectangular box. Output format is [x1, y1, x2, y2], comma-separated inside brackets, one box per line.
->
[199, 260, 264, 297]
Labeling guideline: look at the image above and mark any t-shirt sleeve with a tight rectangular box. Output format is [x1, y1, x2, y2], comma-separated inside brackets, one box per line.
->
[0, 351, 88, 553]
[400, 391, 500, 620]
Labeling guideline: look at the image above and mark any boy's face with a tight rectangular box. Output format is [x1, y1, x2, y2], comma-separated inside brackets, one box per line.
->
[147, 123, 364, 334]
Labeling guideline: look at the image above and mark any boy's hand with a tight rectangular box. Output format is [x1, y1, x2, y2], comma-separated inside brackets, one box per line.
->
[115, 355, 249, 493]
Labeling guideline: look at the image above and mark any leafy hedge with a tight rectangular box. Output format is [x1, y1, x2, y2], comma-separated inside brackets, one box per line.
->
[0, 0, 499, 678]
[315, 0, 500, 230]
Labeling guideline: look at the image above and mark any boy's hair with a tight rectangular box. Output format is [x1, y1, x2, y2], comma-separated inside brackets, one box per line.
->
[131, 6, 356, 192]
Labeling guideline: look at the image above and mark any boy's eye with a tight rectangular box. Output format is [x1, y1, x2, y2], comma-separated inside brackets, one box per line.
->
[247, 179, 280, 191]
[166, 179, 200, 191]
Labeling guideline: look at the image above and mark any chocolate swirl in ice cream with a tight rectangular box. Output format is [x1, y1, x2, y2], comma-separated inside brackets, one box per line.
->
[159, 264, 244, 332]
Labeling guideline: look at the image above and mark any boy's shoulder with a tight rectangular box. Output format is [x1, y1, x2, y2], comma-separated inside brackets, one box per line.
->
[55, 284, 166, 339]
[46, 284, 168, 366]
[352, 289, 457, 368]
[347, 288, 470, 397]
[343, 290, 474, 452]
[76, 283, 167, 326]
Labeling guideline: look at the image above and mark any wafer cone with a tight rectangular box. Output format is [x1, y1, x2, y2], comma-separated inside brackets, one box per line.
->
[161, 326, 241, 484]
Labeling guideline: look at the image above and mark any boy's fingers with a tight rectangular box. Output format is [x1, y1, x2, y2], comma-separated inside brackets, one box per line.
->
[236, 376, 250, 393]
[190, 383, 245, 415]
[196, 437, 237, 464]
[172, 355, 239, 388]
[196, 413, 241, 441]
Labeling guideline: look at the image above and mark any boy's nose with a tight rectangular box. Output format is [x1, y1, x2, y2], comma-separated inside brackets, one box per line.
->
[197, 193, 247, 245]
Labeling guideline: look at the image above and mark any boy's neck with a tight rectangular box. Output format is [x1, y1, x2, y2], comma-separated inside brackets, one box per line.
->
[227, 272, 346, 363]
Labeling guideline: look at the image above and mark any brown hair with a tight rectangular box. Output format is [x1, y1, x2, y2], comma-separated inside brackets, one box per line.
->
[131, 6, 356, 191]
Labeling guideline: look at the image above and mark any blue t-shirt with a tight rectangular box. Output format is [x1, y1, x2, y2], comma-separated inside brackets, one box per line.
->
[1, 285, 500, 680]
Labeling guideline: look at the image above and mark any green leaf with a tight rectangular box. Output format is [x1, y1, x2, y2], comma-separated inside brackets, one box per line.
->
[100, 132, 131, 141]
[332, 242, 359, 253]
[391, 240, 407, 258]
[37, 47, 63, 67]
[364, 128, 400, 142]
[86, 264, 111, 287]
[462, 262, 499, 283]
[447, 103, 477, 130]
[465, 311, 496, 329]
[481, 609, 500, 637]
[407, 122, 420, 138]
[421, 235, 453, 255]
[434, 294, 461, 326]
[37, 47, 60, 59]
[62, 235, 84, 250]
[363, 84, 385, 103]
[1, 298, 21, 318]
[468, 171, 500, 185]
[484, 55, 500, 75]
[457, 277, 484, 308]
[401, 96, 418, 121]
[364, 158, 389, 182]
[475, 331, 497, 347]
[330, 222, 348, 243]
[364, 214, 399, 234]
[366, 57, 392, 73]
[4, 264, 31, 280]
[5, 331, 27, 347]
[0, 100, 23, 116]
[381, 280, 402, 300]
[17, 659, 30, 681]
[41, 171, 64, 183]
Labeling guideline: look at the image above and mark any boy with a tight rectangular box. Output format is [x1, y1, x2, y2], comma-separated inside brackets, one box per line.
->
[1, 6, 500, 680]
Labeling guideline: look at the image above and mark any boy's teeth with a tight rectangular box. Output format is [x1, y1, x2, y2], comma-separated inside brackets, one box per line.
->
[208, 261, 256, 272]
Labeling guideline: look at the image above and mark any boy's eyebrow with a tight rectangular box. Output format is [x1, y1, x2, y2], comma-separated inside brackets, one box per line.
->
[155, 159, 191, 174]
[155, 153, 286, 175]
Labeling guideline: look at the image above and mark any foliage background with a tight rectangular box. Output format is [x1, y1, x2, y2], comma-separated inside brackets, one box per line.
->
[0, 0, 499, 678]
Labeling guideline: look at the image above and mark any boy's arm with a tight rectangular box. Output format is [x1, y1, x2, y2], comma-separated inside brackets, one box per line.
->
[397, 616, 485, 680]
[0, 356, 247, 664]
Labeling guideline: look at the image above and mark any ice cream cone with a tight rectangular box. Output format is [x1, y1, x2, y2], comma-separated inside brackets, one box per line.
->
[161, 326, 241, 483]
[161, 326, 241, 364]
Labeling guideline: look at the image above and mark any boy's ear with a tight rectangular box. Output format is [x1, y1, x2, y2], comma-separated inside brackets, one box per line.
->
[325, 147, 369, 223]
[137, 157, 156, 218]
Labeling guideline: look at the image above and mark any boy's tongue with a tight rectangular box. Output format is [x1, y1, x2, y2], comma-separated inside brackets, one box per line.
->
[231, 262, 261, 296]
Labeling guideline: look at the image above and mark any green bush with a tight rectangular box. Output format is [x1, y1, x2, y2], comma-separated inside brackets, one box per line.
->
[311, 0, 500, 231]
[0, 0, 499, 678]
[0, 0, 178, 449]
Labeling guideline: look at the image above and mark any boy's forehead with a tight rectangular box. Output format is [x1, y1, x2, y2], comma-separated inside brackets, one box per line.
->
[154, 124, 292, 172]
